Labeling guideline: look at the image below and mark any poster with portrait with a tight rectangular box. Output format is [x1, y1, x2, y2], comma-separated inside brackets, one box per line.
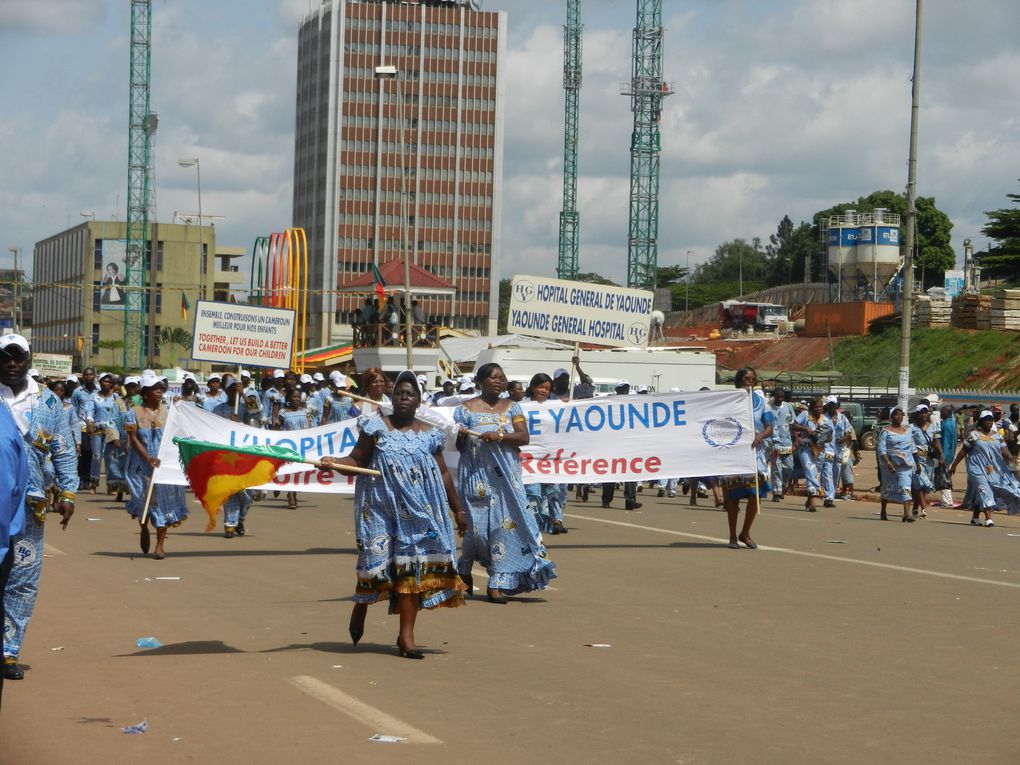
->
[98, 239, 132, 311]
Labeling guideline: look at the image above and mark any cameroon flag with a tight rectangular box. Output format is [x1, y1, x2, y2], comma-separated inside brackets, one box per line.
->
[181, 292, 191, 321]
[173, 437, 307, 531]
[371, 263, 386, 309]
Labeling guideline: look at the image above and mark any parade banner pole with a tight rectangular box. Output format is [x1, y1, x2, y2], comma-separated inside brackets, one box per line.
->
[233, 364, 242, 416]
[343, 390, 483, 437]
[139, 475, 156, 526]
[567, 342, 580, 402]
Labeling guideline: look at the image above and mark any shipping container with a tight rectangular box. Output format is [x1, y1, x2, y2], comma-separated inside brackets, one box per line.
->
[803, 302, 895, 337]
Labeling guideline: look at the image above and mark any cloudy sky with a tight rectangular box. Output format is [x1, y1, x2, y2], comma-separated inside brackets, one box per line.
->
[2, 0, 1018, 288]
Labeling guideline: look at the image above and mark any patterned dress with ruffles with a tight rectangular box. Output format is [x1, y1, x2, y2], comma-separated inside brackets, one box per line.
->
[454, 402, 556, 595]
[124, 405, 189, 528]
[352, 414, 465, 609]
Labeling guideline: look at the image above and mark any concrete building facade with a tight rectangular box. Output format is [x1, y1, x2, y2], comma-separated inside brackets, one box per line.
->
[31, 220, 240, 370]
[293, 0, 506, 347]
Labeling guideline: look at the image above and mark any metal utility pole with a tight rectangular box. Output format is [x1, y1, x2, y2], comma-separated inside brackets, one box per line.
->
[897, 0, 922, 412]
[557, 0, 582, 280]
[622, 0, 670, 289]
[125, 0, 154, 369]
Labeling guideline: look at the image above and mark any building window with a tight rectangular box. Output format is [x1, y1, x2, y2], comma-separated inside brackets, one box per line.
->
[155, 282, 162, 314]
[92, 282, 102, 312]
[155, 240, 164, 271]
[91, 323, 100, 354]
[94, 240, 103, 269]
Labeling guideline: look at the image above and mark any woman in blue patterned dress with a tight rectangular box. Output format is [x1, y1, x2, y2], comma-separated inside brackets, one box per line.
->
[790, 397, 830, 513]
[719, 368, 773, 549]
[909, 404, 940, 518]
[454, 363, 557, 604]
[323, 371, 467, 659]
[277, 388, 311, 509]
[876, 406, 917, 523]
[91, 372, 128, 497]
[124, 373, 189, 559]
[949, 409, 1020, 526]
[322, 372, 358, 424]
[523, 373, 568, 535]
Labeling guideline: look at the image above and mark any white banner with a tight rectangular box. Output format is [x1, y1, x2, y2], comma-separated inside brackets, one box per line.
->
[33, 353, 73, 376]
[154, 390, 755, 493]
[190, 300, 296, 369]
[507, 274, 654, 348]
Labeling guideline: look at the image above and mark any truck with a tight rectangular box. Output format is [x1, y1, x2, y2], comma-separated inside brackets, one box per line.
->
[720, 301, 789, 332]
[838, 401, 878, 450]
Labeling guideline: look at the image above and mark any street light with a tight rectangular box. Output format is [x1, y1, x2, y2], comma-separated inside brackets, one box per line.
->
[374, 64, 414, 369]
[178, 158, 205, 298]
[7, 246, 21, 332]
[80, 210, 95, 221]
[685, 249, 692, 312]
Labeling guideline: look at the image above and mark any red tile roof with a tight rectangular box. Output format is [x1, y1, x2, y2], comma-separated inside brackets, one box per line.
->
[342, 260, 455, 291]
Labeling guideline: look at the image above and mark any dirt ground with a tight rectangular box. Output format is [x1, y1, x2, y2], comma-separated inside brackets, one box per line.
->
[1, 470, 1017, 765]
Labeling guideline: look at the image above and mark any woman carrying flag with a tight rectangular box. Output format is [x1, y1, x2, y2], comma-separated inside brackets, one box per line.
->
[124, 371, 189, 559]
[322, 370, 468, 660]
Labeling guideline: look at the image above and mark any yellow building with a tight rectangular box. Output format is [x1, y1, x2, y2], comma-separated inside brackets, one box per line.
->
[32, 220, 235, 371]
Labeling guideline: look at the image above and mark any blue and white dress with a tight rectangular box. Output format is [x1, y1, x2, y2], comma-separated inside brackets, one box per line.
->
[323, 391, 358, 424]
[910, 423, 937, 493]
[124, 405, 189, 528]
[91, 392, 127, 492]
[720, 392, 773, 499]
[877, 427, 916, 503]
[454, 402, 556, 595]
[524, 397, 565, 533]
[212, 400, 258, 529]
[961, 430, 1020, 514]
[352, 414, 465, 608]
[794, 411, 830, 498]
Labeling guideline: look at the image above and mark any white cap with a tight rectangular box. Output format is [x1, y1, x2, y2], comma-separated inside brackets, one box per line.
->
[65, 374, 79, 383]
[636, 384, 648, 393]
[669, 387, 680, 392]
[182, 371, 195, 381]
[300, 373, 313, 384]
[139, 370, 161, 389]
[98, 371, 114, 381]
[207, 373, 221, 383]
[329, 370, 344, 384]
[0, 334, 30, 353]
[914, 403, 930, 413]
[926, 393, 940, 403]
[979, 409, 994, 420]
[825, 395, 838, 405]
[615, 379, 630, 388]
[123, 375, 141, 386]
[313, 372, 325, 382]
[240, 369, 251, 378]
[442, 378, 454, 386]
[272, 369, 285, 379]
[459, 380, 474, 392]
[28, 368, 40, 377]
[553, 367, 568, 379]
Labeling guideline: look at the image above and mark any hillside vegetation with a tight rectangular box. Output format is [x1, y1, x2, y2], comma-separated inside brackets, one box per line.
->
[810, 328, 1020, 389]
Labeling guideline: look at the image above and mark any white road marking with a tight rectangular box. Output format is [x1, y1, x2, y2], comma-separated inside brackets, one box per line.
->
[566, 513, 1020, 590]
[43, 543, 65, 556]
[288, 676, 442, 744]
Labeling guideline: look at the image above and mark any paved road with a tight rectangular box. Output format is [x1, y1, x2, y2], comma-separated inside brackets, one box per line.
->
[1, 484, 1017, 764]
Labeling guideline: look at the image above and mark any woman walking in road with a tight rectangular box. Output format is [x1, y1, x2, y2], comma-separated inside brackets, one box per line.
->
[454, 363, 556, 603]
[876, 406, 917, 522]
[949, 409, 1020, 526]
[323, 371, 467, 659]
[791, 398, 830, 512]
[909, 404, 940, 518]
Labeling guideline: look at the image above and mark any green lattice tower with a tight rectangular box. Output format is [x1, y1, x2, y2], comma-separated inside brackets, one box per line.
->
[125, 0, 153, 369]
[623, 0, 671, 289]
[557, 0, 582, 280]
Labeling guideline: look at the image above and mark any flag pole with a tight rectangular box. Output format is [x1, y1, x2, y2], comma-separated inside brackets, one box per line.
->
[233, 364, 242, 416]
[342, 390, 483, 437]
[139, 474, 156, 526]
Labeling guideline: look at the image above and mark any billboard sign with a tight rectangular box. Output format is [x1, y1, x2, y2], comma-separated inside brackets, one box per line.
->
[190, 300, 296, 369]
[32, 353, 74, 377]
[507, 275, 654, 348]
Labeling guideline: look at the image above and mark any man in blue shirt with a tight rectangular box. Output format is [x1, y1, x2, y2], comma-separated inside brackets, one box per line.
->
[0, 401, 28, 709]
[939, 404, 958, 508]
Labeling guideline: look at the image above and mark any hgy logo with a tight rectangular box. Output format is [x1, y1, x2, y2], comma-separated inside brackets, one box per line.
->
[512, 280, 535, 303]
[628, 322, 649, 344]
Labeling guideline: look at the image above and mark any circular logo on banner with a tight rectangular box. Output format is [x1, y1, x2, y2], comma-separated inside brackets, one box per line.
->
[702, 418, 743, 449]
[13, 539, 37, 568]
[512, 280, 535, 304]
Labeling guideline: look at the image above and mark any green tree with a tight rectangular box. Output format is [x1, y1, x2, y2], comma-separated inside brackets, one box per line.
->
[655, 265, 689, 285]
[159, 327, 193, 365]
[693, 239, 767, 294]
[574, 272, 619, 286]
[497, 278, 511, 334]
[765, 215, 815, 286]
[980, 183, 1020, 277]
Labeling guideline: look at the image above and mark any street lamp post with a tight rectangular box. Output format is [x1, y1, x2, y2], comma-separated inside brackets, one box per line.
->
[685, 249, 692, 312]
[7, 246, 20, 332]
[375, 64, 414, 370]
[178, 158, 204, 299]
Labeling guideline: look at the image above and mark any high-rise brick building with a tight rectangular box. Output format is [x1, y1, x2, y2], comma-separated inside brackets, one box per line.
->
[293, 0, 507, 347]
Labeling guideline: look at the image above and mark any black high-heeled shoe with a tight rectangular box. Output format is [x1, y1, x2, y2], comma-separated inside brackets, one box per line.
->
[486, 589, 508, 605]
[396, 638, 425, 659]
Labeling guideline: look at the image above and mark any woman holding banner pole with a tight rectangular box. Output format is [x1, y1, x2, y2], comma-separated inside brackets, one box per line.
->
[524, 373, 568, 535]
[124, 371, 189, 559]
[321, 371, 467, 660]
[454, 363, 556, 604]
[720, 367, 773, 550]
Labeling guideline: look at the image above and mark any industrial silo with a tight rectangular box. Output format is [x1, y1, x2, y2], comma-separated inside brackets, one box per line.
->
[826, 211, 858, 301]
[855, 208, 901, 299]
